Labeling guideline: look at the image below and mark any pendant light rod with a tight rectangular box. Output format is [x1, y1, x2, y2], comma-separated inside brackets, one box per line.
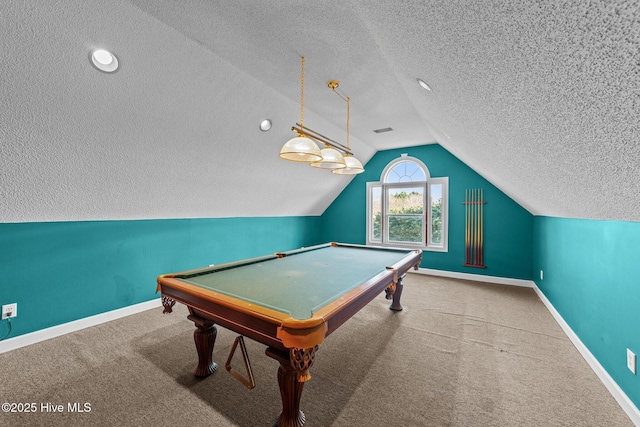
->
[292, 124, 353, 156]
[299, 56, 306, 127]
[294, 123, 350, 152]
[327, 80, 348, 102]
[328, 80, 351, 151]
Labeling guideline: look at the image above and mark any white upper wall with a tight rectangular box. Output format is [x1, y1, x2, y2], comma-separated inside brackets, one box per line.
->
[1, 1, 639, 222]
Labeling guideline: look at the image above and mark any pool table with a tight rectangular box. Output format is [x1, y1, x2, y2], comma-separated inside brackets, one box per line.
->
[157, 242, 422, 427]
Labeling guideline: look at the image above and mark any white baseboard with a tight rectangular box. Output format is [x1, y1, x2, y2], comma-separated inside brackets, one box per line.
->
[413, 267, 534, 288]
[0, 298, 162, 354]
[530, 284, 640, 426]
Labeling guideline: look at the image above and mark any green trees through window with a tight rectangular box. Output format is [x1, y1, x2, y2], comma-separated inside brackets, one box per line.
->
[387, 190, 423, 242]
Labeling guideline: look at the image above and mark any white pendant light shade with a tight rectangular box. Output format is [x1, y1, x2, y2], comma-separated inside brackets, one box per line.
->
[332, 155, 364, 174]
[279, 135, 322, 162]
[310, 147, 347, 169]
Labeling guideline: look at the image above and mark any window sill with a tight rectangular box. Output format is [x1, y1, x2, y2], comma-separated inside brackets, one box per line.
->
[366, 242, 448, 253]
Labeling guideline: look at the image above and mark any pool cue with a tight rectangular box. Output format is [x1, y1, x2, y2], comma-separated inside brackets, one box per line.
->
[479, 189, 484, 266]
[476, 189, 480, 266]
[471, 189, 476, 265]
[473, 189, 478, 265]
[465, 189, 470, 264]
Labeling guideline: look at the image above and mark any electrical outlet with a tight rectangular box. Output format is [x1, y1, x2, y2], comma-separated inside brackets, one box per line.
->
[628, 349, 636, 375]
[2, 303, 17, 320]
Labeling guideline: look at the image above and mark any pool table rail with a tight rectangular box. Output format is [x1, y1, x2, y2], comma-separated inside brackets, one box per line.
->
[158, 278, 308, 350]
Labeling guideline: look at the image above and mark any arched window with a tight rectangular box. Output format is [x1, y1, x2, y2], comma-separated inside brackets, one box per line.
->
[366, 155, 448, 251]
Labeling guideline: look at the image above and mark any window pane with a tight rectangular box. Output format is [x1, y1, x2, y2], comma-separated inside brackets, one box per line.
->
[388, 216, 423, 242]
[386, 186, 424, 243]
[385, 161, 426, 183]
[430, 183, 443, 245]
[387, 187, 423, 214]
[371, 186, 382, 241]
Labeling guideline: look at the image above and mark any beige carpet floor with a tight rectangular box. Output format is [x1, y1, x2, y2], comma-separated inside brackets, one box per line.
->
[0, 274, 633, 426]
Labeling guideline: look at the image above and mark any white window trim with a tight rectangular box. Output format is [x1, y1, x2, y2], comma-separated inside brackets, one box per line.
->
[366, 181, 382, 245]
[427, 177, 448, 252]
[366, 156, 448, 252]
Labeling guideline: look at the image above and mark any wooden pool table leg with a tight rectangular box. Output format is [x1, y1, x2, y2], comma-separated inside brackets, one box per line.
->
[266, 346, 317, 427]
[187, 314, 218, 377]
[389, 273, 407, 312]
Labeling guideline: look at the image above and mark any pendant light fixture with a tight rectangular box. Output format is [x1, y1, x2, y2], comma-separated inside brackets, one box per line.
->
[280, 57, 364, 174]
[279, 57, 322, 162]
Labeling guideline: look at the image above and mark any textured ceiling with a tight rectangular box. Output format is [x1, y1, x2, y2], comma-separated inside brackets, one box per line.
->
[1, 0, 639, 222]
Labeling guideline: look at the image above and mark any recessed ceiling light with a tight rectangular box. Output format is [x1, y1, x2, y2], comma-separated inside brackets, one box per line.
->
[417, 78, 432, 91]
[90, 49, 119, 73]
[259, 119, 272, 131]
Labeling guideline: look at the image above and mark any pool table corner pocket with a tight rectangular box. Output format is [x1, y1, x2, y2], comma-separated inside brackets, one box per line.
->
[276, 320, 328, 349]
[161, 295, 176, 314]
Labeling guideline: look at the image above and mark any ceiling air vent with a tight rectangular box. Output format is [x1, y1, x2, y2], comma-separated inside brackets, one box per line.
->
[373, 127, 393, 133]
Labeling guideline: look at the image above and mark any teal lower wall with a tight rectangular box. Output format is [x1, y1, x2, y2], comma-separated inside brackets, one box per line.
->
[4, 211, 638, 411]
[321, 144, 533, 280]
[0, 216, 322, 339]
[533, 216, 640, 409]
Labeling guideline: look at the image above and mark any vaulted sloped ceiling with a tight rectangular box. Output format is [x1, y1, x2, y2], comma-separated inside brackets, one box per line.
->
[1, 1, 639, 222]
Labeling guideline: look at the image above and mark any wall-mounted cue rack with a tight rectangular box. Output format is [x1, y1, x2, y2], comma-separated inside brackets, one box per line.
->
[463, 189, 487, 268]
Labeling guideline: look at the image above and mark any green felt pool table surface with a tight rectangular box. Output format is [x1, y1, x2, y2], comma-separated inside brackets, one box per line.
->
[177, 243, 417, 320]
